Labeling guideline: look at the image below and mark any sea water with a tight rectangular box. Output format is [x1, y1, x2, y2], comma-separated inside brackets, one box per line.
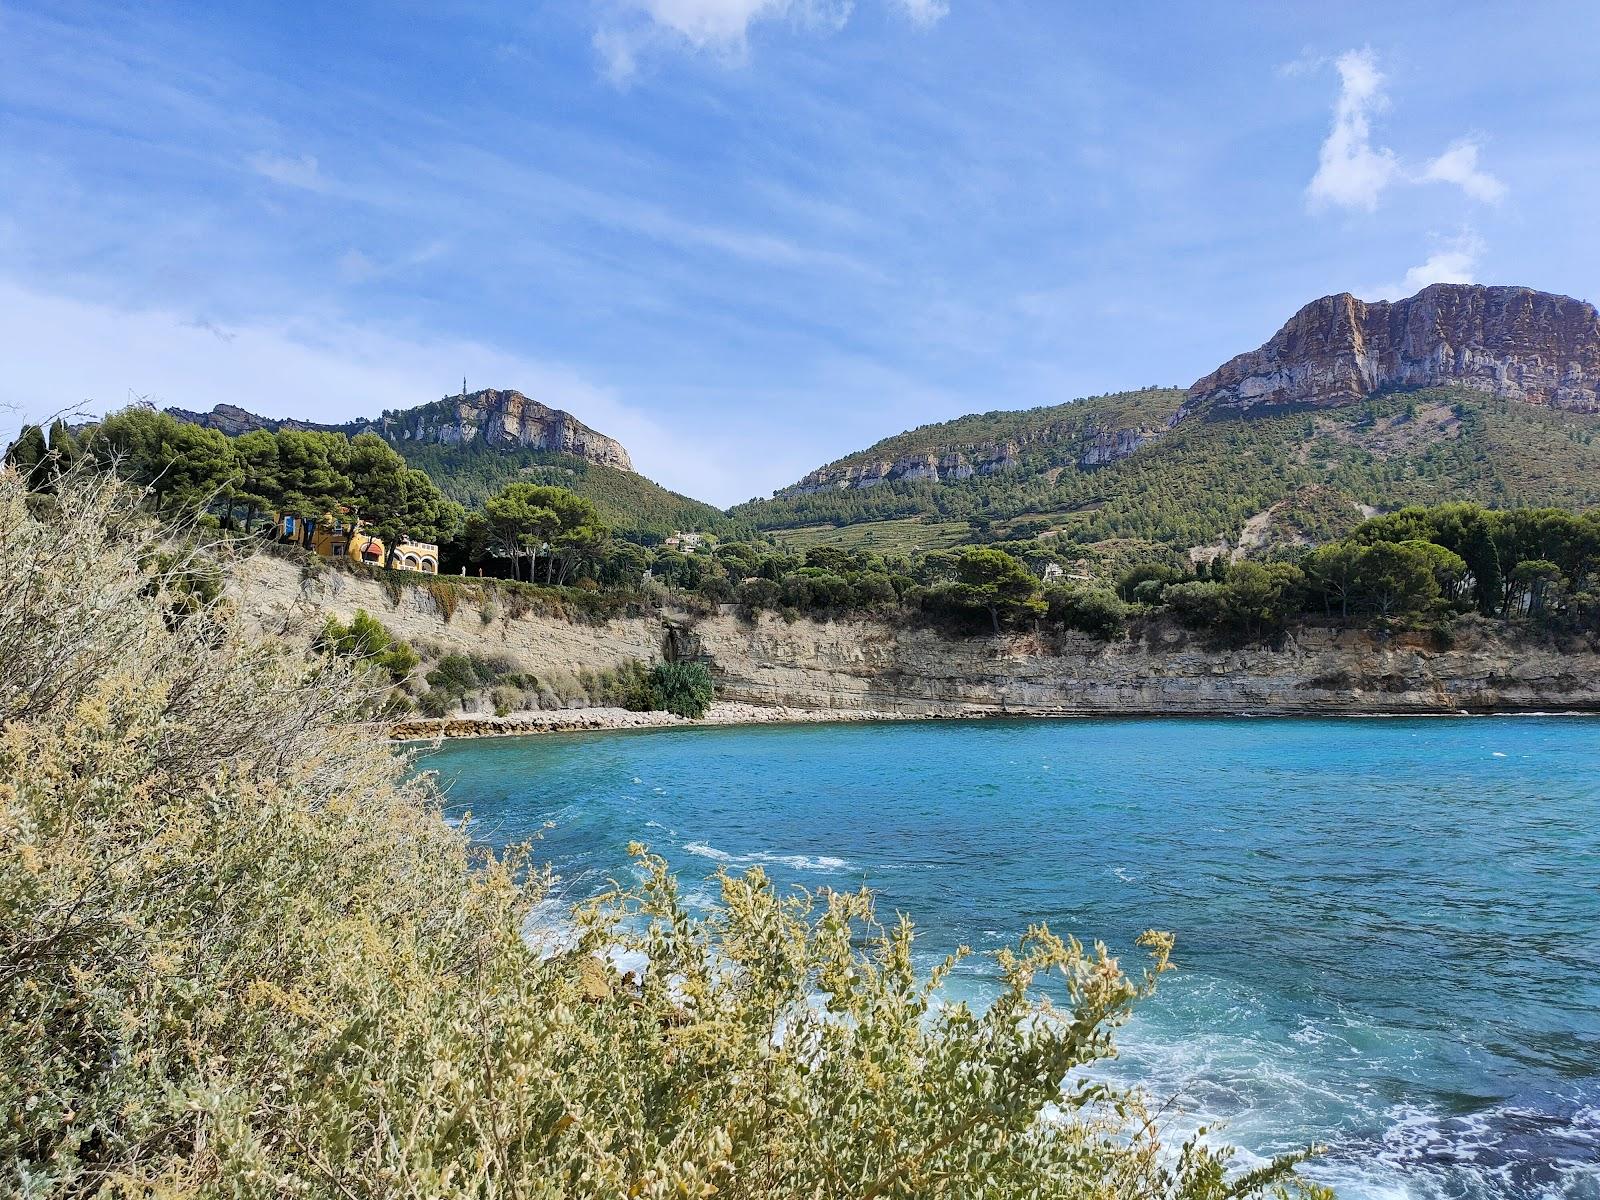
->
[420, 716, 1600, 1199]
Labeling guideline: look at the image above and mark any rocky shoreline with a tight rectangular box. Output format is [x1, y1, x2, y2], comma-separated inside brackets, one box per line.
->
[388, 698, 1600, 742]
[232, 555, 1600, 732]
[389, 702, 916, 741]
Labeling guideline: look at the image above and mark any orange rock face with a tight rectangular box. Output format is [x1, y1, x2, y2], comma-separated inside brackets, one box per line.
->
[1180, 284, 1600, 421]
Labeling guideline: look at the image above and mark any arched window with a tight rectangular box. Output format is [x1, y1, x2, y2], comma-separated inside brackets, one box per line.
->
[420, 557, 437, 574]
[402, 554, 420, 571]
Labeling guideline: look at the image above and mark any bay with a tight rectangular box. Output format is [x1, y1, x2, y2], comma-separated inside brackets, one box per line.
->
[421, 716, 1600, 1199]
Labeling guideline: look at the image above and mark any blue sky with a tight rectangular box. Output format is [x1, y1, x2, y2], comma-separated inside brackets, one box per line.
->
[2, 1, 1597, 505]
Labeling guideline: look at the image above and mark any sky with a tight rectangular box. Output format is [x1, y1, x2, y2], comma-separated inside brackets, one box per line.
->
[2, 1, 1598, 506]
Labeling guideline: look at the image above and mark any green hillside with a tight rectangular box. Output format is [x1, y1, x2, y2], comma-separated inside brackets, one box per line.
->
[791, 388, 1182, 479]
[735, 389, 1600, 556]
[391, 443, 746, 543]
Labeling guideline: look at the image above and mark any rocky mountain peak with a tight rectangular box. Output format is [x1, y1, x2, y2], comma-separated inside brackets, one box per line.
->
[1178, 283, 1600, 422]
[167, 388, 635, 473]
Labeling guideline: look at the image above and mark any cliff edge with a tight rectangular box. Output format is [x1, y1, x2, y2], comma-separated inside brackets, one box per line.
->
[1179, 284, 1600, 421]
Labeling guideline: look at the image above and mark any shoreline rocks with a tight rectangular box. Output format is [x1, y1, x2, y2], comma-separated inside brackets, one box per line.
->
[389, 702, 915, 741]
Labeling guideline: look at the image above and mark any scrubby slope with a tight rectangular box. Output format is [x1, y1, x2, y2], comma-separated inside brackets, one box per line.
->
[739, 389, 1600, 556]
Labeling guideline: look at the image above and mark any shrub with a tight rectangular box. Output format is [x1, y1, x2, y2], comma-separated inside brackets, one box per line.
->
[1045, 585, 1129, 640]
[418, 688, 452, 717]
[646, 659, 715, 718]
[735, 576, 781, 611]
[0, 470, 1319, 1200]
[425, 652, 479, 707]
[316, 609, 420, 682]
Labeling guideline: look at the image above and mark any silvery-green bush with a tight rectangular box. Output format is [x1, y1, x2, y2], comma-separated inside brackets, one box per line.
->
[0, 469, 1325, 1199]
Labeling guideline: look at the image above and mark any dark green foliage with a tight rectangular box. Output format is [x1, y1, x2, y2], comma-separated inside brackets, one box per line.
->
[424, 653, 480, 712]
[1303, 540, 1461, 620]
[736, 389, 1600, 559]
[470, 482, 610, 585]
[1166, 562, 1305, 639]
[1044, 585, 1128, 640]
[4, 424, 51, 491]
[646, 660, 714, 718]
[937, 547, 1046, 634]
[316, 610, 420, 682]
[72, 408, 462, 554]
[1117, 563, 1184, 603]
[398, 442, 745, 542]
[1343, 502, 1600, 619]
[87, 408, 241, 515]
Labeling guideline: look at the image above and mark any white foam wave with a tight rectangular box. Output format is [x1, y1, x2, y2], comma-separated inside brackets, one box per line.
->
[682, 840, 850, 873]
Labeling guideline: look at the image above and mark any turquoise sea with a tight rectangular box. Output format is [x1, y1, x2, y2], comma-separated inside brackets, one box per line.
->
[420, 717, 1600, 1199]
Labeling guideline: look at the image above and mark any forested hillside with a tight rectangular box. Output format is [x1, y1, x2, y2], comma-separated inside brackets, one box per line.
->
[398, 442, 747, 543]
[736, 389, 1600, 557]
[779, 388, 1181, 488]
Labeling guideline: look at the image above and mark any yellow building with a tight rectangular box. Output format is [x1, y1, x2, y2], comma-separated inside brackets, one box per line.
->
[278, 512, 439, 574]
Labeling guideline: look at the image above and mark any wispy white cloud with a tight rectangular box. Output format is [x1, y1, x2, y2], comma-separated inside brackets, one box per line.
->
[1369, 229, 1485, 301]
[889, 0, 948, 27]
[1422, 139, 1506, 203]
[1307, 49, 1399, 212]
[1275, 49, 1326, 79]
[1306, 49, 1508, 212]
[595, 0, 943, 83]
[246, 150, 325, 191]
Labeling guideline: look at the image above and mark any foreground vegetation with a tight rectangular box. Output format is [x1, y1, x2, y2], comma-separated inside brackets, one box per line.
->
[0, 468, 1323, 1197]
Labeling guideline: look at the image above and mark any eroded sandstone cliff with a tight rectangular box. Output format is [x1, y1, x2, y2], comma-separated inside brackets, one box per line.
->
[231, 555, 1600, 719]
[1180, 284, 1600, 421]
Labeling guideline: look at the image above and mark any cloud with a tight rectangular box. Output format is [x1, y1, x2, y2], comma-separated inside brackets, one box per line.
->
[1275, 49, 1326, 79]
[1422, 139, 1506, 203]
[246, 151, 325, 191]
[1369, 230, 1484, 301]
[889, 0, 948, 26]
[1307, 48, 1400, 212]
[596, 0, 942, 82]
[1306, 49, 1507, 212]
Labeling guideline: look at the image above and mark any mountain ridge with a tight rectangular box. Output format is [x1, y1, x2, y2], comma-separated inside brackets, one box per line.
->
[735, 283, 1600, 559]
[1178, 283, 1600, 422]
[775, 283, 1600, 502]
[168, 387, 634, 473]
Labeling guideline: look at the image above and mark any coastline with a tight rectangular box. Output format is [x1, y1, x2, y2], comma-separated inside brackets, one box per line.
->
[388, 699, 1600, 741]
[389, 702, 917, 741]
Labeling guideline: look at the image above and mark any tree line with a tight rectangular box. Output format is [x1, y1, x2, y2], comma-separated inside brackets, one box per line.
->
[11, 410, 1600, 640]
[8, 409, 613, 583]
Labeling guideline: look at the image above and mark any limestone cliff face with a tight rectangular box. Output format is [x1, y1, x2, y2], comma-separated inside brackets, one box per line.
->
[167, 388, 634, 472]
[231, 555, 1600, 718]
[785, 443, 1020, 495]
[1077, 426, 1158, 467]
[1179, 284, 1600, 421]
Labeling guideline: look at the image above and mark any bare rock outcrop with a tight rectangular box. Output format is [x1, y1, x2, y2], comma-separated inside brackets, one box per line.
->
[785, 443, 1019, 495]
[1179, 284, 1600, 421]
[168, 388, 634, 472]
